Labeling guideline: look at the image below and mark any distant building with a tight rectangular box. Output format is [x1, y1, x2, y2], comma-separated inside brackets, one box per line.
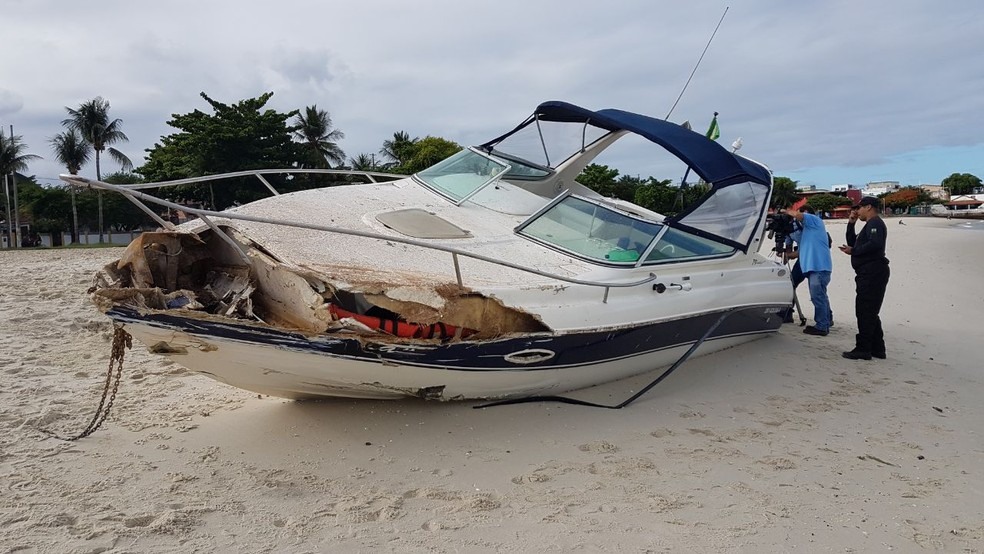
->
[919, 184, 948, 201]
[830, 184, 859, 192]
[950, 193, 984, 203]
[796, 184, 818, 192]
[863, 181, 901, 196]
[791, 187, 860, 219]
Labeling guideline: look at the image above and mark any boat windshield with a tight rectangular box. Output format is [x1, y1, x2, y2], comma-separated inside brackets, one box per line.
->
[517, 195, 663, 265]
[644, 227, 736, 263]
[415, 148, 511, 205]
[487, 117, 610, 172]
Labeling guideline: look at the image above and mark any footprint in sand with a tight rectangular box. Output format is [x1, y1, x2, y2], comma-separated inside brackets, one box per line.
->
[578, 441, 619, 454]
[757, 456, 797, 470]
[124, 515, 156, 528]
[511, 472, 552, 484]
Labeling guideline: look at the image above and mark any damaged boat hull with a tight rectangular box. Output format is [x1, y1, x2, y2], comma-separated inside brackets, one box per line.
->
[67, 100, 795, 402]
[109, 304, 784, 400]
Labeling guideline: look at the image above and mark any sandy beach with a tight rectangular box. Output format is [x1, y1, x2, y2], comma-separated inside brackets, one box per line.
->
[2, 216, 982, 553]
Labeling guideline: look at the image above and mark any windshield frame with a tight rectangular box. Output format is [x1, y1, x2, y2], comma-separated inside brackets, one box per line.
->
[413, 147, 512, 205]
[515, 191, 666, 267]
[484, 148, 553, 180]
[638, 225, 737, 265]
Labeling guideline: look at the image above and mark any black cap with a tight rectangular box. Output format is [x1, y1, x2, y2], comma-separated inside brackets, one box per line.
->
[857, 196, 880, 209]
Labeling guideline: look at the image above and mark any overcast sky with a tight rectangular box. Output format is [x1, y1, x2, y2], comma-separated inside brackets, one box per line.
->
[3, 0, 982, 190]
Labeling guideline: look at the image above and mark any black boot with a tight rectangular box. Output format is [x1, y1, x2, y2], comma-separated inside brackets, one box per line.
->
[872, 341, 886, 359]
[842, 350, 872, 360]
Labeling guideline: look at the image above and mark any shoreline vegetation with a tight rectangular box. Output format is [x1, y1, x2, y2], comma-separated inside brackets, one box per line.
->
[3, 93, 981, 246]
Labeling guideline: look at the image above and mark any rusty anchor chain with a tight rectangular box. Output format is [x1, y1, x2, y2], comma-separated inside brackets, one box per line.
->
[42, 325, 132, 441]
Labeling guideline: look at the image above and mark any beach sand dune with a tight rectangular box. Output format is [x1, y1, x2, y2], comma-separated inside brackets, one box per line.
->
[2, 217, 982, 552]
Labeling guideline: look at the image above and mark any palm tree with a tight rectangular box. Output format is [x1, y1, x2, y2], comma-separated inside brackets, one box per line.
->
[292, 105, 346, 168]
[349, 153, 378, 172]
[378, 131, 417, 169]
[0, 130, 42, 248]
[62, 97, 133, 243]
[0, 129, 41, 176]
[50, 130, 92, 244]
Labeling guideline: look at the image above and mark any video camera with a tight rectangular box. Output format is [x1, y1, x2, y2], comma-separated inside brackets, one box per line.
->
[766, 212, 797, 254]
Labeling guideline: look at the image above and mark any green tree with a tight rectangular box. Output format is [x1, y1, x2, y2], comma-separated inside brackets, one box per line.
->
[608, 174, 645, 203]
[6, 176, 70, 245]
[139, 92, 303, 209]
[349, 153, 379, 171]
[399, 136, 462, 174]
[577, 164, 623, 198]
[102, 172, 156, 231]
[770, 176, 799, 210]
[14, 175, 128, 243]
[578, 165, 698, 215]
[73, 187, 100, 237]
[805, 193, 852, 214]
[633, 182, 676, 213]
[632, 178, 699, 215]
[0, 129, 41, 177]
[941, 173, 982, 196]
[292, 105, 346, 169]
[62, 97, 134, 243]
[0, 131, 42, 246]
[19, 179, 71, 236]
[49, 129, 91, 243]
[379, 131, 418, 169]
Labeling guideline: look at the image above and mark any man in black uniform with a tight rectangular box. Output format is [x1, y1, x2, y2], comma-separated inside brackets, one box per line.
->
[838, 197, 890, 360]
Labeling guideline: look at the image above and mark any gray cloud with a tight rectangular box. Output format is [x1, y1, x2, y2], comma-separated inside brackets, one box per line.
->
[0, 90, 24, 117]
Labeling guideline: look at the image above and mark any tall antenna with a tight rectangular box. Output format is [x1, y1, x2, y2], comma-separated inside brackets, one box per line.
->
[664, 6, 729, 121]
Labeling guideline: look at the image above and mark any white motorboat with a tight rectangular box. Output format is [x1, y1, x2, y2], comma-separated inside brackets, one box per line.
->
[64, 101, 793, 401]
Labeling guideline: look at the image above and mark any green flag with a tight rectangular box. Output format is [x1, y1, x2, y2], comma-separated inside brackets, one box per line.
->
[706, 112, 720, 141]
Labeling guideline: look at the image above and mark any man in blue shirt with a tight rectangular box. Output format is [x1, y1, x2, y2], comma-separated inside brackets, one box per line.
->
[783, 206, 833, 336]
[783, 206, 833, 326]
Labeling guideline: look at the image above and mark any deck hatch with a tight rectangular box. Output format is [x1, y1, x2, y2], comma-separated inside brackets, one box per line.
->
[375, 208, 472, 239]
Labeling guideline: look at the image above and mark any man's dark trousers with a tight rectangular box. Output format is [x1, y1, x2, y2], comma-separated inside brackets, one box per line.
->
[855, 267, 890, 356]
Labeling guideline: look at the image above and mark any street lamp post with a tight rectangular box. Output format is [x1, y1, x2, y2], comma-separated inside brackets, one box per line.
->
[9, 125, 21, 248]
[3, 172, 11, 249]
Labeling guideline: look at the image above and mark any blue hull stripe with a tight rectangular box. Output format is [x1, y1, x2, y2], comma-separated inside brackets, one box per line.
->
[107, 305, 785, 372]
